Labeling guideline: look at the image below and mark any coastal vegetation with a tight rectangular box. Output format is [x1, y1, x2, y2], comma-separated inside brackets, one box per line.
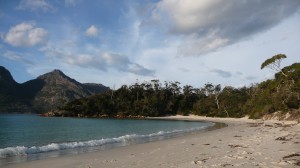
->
[54, 54, 300, 119]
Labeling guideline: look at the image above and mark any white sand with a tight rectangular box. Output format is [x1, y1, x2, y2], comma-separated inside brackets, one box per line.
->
[3, 115, 300, 168]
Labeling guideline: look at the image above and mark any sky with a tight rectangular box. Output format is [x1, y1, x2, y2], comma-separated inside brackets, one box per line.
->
[0, 0, 300, 89]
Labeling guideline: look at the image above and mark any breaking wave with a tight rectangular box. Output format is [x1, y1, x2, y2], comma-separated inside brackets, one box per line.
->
[0, 125, 212, 158]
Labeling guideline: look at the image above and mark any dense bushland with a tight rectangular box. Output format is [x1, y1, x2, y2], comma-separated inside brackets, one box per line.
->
[56, 55, 300, 119]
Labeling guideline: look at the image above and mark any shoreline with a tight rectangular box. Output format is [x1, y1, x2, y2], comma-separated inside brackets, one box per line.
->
[3, 115, 300, 168]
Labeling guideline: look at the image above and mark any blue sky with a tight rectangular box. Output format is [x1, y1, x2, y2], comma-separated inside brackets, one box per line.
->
[0, 0, 300, 88]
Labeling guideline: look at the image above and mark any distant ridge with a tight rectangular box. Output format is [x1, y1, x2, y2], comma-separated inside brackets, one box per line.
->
[0, 66, 109, 113]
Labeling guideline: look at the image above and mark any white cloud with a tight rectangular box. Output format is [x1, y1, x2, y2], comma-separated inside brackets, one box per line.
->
[85, 25, 99, 37]
[4, 22, 48, 47]
[152, 0, 300, 56]
[16, 0, 54, 12]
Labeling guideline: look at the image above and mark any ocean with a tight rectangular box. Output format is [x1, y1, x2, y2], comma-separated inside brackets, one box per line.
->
[0, 114, 215, 166]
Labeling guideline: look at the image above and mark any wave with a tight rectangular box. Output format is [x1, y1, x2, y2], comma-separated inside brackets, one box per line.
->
[0, 124, 213, 158]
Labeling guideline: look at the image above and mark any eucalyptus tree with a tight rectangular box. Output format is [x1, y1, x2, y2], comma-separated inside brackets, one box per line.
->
[204, 83, 214, 96]
[150, 79, 161, 93]
[170, 81, 181, 96]
[261, 54, 287, 77]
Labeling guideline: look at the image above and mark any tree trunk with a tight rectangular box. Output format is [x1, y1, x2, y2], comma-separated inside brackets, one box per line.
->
[110, 90, 114, 100]
[215, 94, 220, 109]
[224, 108, 229, 117]
[280, 70, 288, 78]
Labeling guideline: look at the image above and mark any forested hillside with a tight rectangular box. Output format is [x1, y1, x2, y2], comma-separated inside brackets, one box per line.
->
[53, 54, 299, 119]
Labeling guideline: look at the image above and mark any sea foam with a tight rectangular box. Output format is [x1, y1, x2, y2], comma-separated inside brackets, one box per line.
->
[0, 125, 212, 158]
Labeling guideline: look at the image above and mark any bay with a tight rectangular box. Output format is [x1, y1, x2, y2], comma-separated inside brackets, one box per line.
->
[0, 114, 215, 165]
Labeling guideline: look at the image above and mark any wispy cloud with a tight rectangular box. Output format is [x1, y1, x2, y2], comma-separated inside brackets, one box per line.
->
[3, 51, 33, 65]
[245, 76, 257, 81]
[40, 44, 155, 76]
[210, 69, 232, 78]
[103, 53, 155, 76]
[16, 0, 54, 12]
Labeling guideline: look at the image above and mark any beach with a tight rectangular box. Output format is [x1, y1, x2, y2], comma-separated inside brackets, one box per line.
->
[3, 115, 300, 168]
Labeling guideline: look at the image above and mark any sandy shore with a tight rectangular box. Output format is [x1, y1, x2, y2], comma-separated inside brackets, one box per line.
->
[3, 115, 300, 168]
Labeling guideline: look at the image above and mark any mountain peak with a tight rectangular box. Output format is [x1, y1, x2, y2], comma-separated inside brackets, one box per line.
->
[49, 69, 66, 76]
[38, 69, 69, 80]
[51, 69, 64, 74]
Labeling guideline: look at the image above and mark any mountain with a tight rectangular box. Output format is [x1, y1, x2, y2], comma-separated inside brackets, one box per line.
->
[0, 67, 109, 113]
[0, 66, 32, 112]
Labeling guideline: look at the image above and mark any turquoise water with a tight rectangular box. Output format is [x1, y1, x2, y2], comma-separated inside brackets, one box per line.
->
[0, 114, 214, 165]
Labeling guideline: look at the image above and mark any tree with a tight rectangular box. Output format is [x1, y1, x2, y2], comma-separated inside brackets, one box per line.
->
[151, 79, 161, 93]
[170, 81, 181, 96]
[261, 54, 287, 77]
[204, 83, 214, 96]
[183, 85, 193, 98]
